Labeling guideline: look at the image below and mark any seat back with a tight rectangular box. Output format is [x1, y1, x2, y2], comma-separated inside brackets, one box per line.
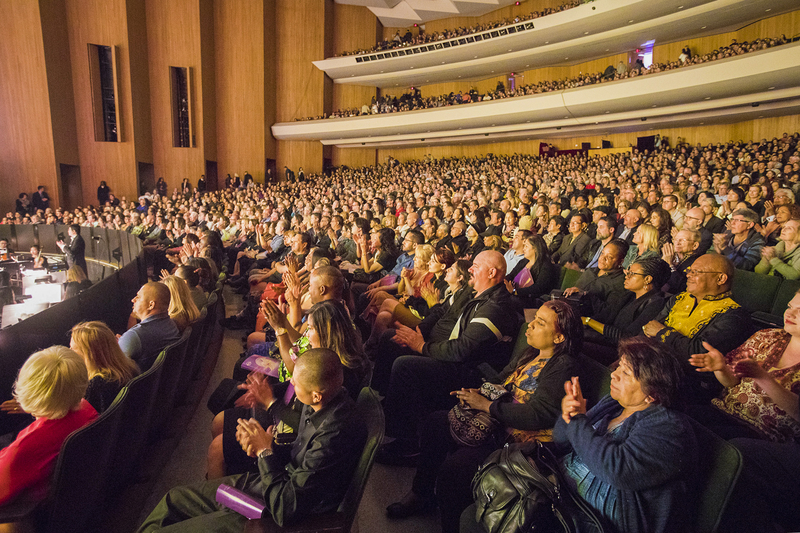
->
[43, 389, 126, 533]
[107, 351, 165, 493]
[149, 329, 191, 439]
[731, 269, 781, 314]
[560, 268, 582, 290]
[510, 322, 530, 362]
[576, 354, 612, 408]
[690, 418, 743, 533]
[194, 292, 219, 376]
[770, 278, 800, 316]
[175, 310, 207, 402]
[338, 387, 385, 532]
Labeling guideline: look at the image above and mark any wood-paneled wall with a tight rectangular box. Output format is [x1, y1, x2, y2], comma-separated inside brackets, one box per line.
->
[214, 0, 267, 187]
[332, 3, 379, 113]
[374, 114, 800, 163]
[65, 0, 143, 204]
[275, 0, 332, 174]
[0, 0, 60, 211]
[146, 0, 207, 191]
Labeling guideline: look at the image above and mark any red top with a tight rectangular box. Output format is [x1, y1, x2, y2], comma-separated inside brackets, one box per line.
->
[0, 399, 98, 505]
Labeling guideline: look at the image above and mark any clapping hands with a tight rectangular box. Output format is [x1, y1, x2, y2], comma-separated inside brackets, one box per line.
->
[561, 376, 586, 424]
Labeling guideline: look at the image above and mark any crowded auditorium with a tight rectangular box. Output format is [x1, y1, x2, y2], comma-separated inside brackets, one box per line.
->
[1, 1, 800, 532]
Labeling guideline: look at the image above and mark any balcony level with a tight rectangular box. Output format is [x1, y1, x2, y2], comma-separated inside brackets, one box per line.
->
[315, 0, 798, 88]
[274, 42, 800, 148]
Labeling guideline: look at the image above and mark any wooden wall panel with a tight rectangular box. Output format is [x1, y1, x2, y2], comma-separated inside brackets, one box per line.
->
[264, 0, 276, 163]
[375, 114, 800, 163]
[332, 147, 377, 168]
[65, 0, 141, 203]
[39, 0, 79, 168]
[214, 0, 266, 186]
[126, 0, 152, 168]
[146, 0, 206, 190]
[332, 3, 378, 111]
[0, 0, 60, 211]
[275, 0, 331, 174]
[199, 0, 217, 163]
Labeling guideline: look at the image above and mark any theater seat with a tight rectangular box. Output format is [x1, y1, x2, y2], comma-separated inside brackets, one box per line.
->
[107, 350, 165, 494]
[752, 278, 800, 328]
[242, 387, 385, 533]
[731, 269, 781, 314]
[149, 329, 191, 440]
[575, 354, 611, 409]
[175, 309, 208, 404]
[0, 388, 128, 533]
[690, 418, 743, 533]
[560, 268, 582, 291]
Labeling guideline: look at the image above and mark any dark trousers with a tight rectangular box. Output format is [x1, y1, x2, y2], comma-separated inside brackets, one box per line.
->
[137, 474, 254, 532]
[383, 355, 481, 441]
[720, 438, 800, 533]
[413, 410, 494, 533]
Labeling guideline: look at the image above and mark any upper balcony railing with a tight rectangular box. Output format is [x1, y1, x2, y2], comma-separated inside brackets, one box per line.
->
[314, 0, 799, 88]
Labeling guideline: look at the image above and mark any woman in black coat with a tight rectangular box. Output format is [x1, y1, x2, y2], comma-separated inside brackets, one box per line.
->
[506, 234, 560, 306]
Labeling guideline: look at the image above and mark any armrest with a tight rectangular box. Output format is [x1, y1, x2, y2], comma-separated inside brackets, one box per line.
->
[243, 512, 345, 533]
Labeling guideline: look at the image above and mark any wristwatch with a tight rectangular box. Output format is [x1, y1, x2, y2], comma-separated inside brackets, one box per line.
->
[274, 327, 287, 337]
[258, 448, 273, 460]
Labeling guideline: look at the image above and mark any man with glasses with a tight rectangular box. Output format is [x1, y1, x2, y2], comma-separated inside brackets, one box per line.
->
[642, 254, 753, 403]
[712, 208, 765, 271]
[662, 229, 703, 294]
[680, 207, 713, 254]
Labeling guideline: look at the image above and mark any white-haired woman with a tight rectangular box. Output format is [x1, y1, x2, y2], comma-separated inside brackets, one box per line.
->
[0, 347, 98, 506]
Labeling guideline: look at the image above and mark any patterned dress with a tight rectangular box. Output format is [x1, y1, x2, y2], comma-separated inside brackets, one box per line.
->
[713, 328, 800, 443]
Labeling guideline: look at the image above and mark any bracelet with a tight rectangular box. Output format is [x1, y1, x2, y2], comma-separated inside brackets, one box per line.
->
[258, 448, 273, 460]
[274, 327, 287, 336]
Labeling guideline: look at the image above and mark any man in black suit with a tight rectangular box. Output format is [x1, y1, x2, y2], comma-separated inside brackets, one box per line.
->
[31, 185, 50, 212]
[58, 224, 88, 275]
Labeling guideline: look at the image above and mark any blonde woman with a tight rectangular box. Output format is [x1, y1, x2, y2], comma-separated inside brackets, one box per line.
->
[161, 275, 201, 332]
[70, 321, 139, 413]
[622, 223, 661, 268]
[756, 219, 800, 279]
[0, 347, 97, 506]
[63, 264, 92, 299]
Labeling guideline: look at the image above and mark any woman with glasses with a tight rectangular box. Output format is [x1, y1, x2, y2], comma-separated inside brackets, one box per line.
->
[582, 258, 671, 364]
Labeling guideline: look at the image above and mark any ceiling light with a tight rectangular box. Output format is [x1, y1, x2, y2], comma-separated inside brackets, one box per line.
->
[652, 104, 657, 107]
[701, 26, 706, 29]
[441, 61, 445, 64]
[768, 86, 776, 90]
[508, 49, 513, 52]
[765, 8, 771, 11]
[584, 32, 589, 35]
[410, 66, 414, 69]
[545, 41, 549, 44]
[678, 5, 684, 8]
[628, 20, 634, 23]
[474, 56, 478, 58]
[526, 64, 530, 67]
[605, 111, 610, 114]
[565, 57, 569, 60]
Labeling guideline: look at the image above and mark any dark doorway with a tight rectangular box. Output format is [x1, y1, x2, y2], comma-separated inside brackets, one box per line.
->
[265, 158, 277, 184]
[59, 164, 83, 210]
[637, 135, 656, 153]
[205, 160, 218, 191]
[138, 162, 155, 195]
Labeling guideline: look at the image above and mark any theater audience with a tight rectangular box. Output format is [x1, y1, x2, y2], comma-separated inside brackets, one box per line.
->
[387, 301, 582, 532]
[63, 265, 92, 300]
[139, 349, 367, 530]
[161, 275, 201, 332]
[0, 346, 97, 506]
[712, 208, 765, 271]
[70, 321, 140, 414]
[642, 254, 754, 403]
[118, 282, 181, 370]
[377, 250, 522, 464]
[755, 219, 800, 279]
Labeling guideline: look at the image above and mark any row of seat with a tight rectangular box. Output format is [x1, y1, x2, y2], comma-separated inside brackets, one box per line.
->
[0, 278, 225, 533]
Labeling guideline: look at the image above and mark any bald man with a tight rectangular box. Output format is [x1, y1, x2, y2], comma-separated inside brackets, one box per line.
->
[119, 282, 181, 371]
[642, 254, 754, 403]
[681, 207, 713, 254]
[378, 250, 523, 464]
[138, 349, 367, 531]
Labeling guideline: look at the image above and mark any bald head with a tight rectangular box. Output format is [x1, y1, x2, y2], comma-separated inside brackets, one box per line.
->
[308, 266, 344, 304]
[470, 250, 506, 294]
[132, 281, 171, 320]
[684, 208, 705, 231]
[293, 348, 344, 409]
[685, 254, 734, 298]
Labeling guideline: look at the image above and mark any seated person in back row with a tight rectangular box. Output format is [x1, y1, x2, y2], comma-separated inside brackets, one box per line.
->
[118, 282, 181, 371]
[137, 349, 367, 531]
[561, 239, 630, 324]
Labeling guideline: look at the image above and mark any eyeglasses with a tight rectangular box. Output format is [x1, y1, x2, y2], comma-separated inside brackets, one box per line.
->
[623, 269, 645, 278]
[730, 218, 750, 224]
[684, 215, 703, 223]
[685, 268, 723, 276]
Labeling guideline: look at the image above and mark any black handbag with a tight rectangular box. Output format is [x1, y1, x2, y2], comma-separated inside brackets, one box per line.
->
[471, 441, 607, 533]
